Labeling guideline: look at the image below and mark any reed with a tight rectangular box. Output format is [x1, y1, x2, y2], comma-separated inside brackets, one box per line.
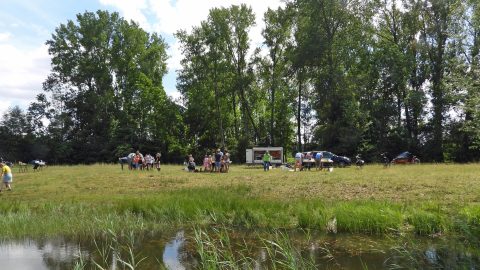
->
[192, 227, 317, 269]
[69, 226, 480, 269]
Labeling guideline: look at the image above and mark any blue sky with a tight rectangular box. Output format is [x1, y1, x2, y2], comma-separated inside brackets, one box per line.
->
[0, 0, 283, 116]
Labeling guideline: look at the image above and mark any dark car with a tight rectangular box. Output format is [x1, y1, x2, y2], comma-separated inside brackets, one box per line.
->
[305, 151, 351, 167]
[391, 151, 420, 164]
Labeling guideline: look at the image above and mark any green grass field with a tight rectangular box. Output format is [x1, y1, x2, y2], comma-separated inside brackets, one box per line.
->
[0, 164, 479, 240]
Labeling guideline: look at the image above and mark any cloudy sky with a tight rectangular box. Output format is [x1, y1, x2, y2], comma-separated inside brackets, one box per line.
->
[0, 0, 283, 116]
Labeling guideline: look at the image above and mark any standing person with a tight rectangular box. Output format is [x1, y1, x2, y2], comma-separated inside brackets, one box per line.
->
[305, 152, 312, 171]
[149, 154, 155, 169]
[294, 151, 304, 171]
[127, 153, 135, 170]
[155, 152, 161, 171]
[315, 151, 323, 171]
[203, 154, 210, 172]
[263, 151, 272, 171]
[223, 151, 231, 173]
[187, 154, 196, 172]
[0, 162, 13, 192]
[144, 154, 152, 170]
[133, 151, 143, 170]
[214, 149, 223, 173]
[209, 154, 215, 172]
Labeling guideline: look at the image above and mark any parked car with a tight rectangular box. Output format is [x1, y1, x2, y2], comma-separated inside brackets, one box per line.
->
[391, 151, 420, 164]
[303, 151, 351, 167]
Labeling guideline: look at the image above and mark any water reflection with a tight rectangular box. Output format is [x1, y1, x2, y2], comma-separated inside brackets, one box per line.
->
[163, 231, 186, 270]
[0, 238, 81, 270]
[0, 231, 478, 269]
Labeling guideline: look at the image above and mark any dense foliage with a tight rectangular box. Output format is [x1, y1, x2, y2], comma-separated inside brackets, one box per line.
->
[1, 11, 186, 163]
[2, 1, 480, 163]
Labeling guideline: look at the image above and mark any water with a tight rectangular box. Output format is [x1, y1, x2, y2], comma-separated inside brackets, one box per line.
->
[163, 231, 187, 270]
[0, 230, 478, 269]
[0, 238, 81, 269]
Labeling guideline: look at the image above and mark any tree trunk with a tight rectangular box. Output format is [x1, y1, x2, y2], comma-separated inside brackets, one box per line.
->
[396, 92, 402, 130]
[431, 38, 446, 162]
[239, 82, 259, 142]
[297, 71, 302, 152]
[213, 59, 225, 148]
[404, 101, 413, 141]
[270, 56, 276, 146]
[232, 90, 238, 138]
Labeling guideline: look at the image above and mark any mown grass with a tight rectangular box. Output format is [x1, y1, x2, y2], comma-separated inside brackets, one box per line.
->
[0, 164, 479, 241]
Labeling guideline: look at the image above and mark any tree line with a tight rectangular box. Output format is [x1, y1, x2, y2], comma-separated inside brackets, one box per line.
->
[1, 0, 480, 164]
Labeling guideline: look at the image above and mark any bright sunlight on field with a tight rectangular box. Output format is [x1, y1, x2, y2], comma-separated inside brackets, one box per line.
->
[7, 163, 480, 204]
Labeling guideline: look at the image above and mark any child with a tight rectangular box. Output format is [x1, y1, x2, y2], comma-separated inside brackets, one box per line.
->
[0, 162, 13, 192]
[133, 151, 143, 170]
[220, 156, 226, 172]
[223, 151, 230, 173]
[187, 154, 196, 172]
[209, 155, 214, 172]
[155, 153, 161, 171]
[294, 152, 303, 172]
[203, 155, 210, 172]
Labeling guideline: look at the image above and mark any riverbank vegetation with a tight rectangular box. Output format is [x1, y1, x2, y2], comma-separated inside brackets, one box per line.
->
[0, 164, 479, 242]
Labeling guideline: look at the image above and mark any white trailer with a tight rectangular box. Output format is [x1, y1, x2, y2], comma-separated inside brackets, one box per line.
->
[246, 147, 284, 165]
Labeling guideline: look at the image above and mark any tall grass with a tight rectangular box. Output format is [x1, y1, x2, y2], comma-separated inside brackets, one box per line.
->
[69, 227, 319, 269]
[71, 229, 151, 270]
[193, 227, 318, 270]
[1, 164, 480, 240]
[0, 188, 479, 240]
[333, 202, 403, 234]
[0, 202, 151, 238]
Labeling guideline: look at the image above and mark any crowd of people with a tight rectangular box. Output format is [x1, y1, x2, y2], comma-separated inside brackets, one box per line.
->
[293, 151, 324, 171]
[186, 149, 231, 173]
[120, 151, 162, 171]
[121, 148, 328, 173]
[120, 148, 232, 173]
[260, 151, 325, 172]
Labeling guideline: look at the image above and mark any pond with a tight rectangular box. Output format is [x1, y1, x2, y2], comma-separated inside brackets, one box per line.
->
[0, 229, 478, 269]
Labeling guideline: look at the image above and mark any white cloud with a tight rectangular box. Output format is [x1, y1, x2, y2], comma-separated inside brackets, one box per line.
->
[99, 0, 284, 93]
[148, 0, 283, 36]
[0, 0, 285, 120]
[168, 90, 181, 100]
[0, 43, 50, 116]
[148, 0, 284, 72]
[167, 40, 183, 71]
[0, 32, 11, 42]
[0, 100, 12, 117]
[99, 0, 151, 31]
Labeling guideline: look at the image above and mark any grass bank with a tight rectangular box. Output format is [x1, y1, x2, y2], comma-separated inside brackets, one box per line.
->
[0, 164, 479, 241]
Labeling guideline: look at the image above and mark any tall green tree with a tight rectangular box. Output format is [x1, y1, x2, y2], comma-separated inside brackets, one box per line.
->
[420, 0, 462, 161]
[444, 0, 480, 160]
[177, 5, 259, 160]
[464, 0, 480, 153]
[370, 0, 428, 155]
[291, 0, 374, 155]
[43, 10, 180, 163]
[6, 2, 480, 164]
[0, 106, 34, 161]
